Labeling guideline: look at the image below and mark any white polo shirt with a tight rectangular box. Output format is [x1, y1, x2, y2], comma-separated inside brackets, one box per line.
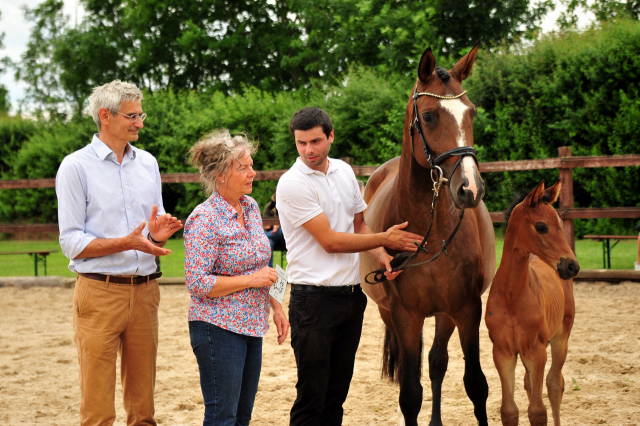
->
[276, 158, 367, 286]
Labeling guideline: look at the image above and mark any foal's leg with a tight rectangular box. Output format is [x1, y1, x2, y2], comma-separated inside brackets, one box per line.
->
[427, 315, 455, 426]
[521, 343, 548, 426]
[392, 305, 425, 426]
[455, 298, 489, 426]
[547, 328, 571, 426]
[492, 346, 519, 426]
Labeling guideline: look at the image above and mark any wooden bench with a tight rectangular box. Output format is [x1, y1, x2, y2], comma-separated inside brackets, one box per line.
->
[0, 250, 58, 276]
[583, 235, 637, 269]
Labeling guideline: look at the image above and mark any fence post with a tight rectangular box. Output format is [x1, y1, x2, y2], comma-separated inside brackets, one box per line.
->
[558, 146, 575, 252]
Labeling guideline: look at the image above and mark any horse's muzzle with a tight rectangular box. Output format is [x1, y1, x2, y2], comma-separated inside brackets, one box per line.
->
[452, 176, 485, 209]
[557, 257, 580, 280]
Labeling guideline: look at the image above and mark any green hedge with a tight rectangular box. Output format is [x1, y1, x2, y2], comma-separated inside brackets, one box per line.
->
[0, 67, 412, 223]
[467, 19, 640, 235]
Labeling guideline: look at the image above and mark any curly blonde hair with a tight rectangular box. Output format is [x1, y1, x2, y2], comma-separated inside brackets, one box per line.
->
[189, 129, 258, 194]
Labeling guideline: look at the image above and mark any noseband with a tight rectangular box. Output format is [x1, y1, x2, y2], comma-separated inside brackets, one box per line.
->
[365, 87, 478, 285]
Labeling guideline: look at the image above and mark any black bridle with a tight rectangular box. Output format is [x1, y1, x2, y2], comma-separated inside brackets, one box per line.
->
[365, 86, 479, 285]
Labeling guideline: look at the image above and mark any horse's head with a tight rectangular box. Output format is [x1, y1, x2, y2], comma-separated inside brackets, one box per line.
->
[508, 180, 580, 280]
[405, 45, 484, 209]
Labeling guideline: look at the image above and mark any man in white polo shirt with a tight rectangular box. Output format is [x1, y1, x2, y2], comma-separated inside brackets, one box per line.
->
[276, 107, 423, 426]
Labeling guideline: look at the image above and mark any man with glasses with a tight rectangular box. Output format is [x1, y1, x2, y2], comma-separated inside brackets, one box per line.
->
[56, 80, 182, 425]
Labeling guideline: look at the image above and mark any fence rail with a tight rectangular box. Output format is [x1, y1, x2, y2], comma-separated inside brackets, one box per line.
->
[2, 149, 640, 248]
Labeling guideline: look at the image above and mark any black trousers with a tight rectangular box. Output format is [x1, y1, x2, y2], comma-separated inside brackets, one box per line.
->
[288, 287, 367, 426]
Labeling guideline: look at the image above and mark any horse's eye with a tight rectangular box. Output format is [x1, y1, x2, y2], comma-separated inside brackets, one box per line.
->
[534, 222, 548, 234]
[422, 113, 432, 123]
[473, 108, 477, 118]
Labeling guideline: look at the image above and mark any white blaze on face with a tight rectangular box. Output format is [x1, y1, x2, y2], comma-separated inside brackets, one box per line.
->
[440, 98, 479, 199]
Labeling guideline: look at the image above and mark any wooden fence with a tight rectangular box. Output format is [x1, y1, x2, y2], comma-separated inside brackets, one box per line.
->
[1, 147, 640, 249]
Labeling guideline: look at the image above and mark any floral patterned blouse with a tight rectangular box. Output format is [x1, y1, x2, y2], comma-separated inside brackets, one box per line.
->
[184, 191, 272, 337]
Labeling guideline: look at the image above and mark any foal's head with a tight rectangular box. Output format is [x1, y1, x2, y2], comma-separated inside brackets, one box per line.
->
[507, 181, 580, 280]
[406, 45, 484, 209]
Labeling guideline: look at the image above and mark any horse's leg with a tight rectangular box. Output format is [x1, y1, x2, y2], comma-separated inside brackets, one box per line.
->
[392, 305, 425, 426]
[547, 327, 571, 426]
[520, 343, 548, 426]
[455, 298, 489, 426]
[427, 315, 455, 426]
[492, 346, 519, 426]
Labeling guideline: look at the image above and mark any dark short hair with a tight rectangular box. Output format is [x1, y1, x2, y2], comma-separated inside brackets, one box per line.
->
[289, 107, 333, 138]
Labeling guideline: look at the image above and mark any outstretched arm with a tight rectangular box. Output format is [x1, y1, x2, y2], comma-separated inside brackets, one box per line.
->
[301, 211, 422, 255]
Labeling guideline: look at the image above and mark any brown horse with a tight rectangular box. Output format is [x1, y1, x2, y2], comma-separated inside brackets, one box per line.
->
[486, 181, 579, 426]
[359, 45, 496, 426]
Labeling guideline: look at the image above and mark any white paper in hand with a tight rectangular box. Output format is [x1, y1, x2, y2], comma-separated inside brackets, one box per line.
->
[269, 264, 288, 304]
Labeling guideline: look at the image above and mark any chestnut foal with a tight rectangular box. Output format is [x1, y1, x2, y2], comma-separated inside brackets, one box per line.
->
[486, 181, 580, 426]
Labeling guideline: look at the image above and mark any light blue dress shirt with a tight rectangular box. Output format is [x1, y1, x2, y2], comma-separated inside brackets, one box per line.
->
[56, 135, 166, 275]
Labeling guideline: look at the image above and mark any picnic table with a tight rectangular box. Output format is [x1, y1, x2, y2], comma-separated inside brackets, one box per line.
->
[0, 250, 58, 276]
[583, 235, 637, 269]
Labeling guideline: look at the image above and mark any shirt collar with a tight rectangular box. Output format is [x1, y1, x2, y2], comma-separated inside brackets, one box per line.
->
[90, 134, 136, 162]
[210, 191, 249, 219]
[294, 157, 337, 176]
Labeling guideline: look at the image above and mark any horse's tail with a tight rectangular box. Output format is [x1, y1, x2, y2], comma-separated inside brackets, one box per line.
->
[382, 325, 423, 383]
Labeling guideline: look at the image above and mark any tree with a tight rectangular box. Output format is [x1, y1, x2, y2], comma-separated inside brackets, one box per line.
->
[0, 10, 10, 114]
[16, 0, 553, 115]
[558, 0, 639, 28]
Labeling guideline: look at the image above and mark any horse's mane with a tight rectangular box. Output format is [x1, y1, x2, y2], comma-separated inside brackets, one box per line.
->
[435, 66, 450, 83]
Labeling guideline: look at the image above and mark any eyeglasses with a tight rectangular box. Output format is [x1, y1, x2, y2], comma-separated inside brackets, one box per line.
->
[113, 111, 147, 123]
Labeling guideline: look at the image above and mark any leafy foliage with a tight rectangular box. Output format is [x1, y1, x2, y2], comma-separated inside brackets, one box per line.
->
[15, 0, 548, 115]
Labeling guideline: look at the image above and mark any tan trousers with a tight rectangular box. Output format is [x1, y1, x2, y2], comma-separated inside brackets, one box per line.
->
[73, 275, 160, 426]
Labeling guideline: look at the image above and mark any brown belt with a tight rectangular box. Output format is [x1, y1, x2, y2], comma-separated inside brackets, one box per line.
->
[79, 272, 162, 285]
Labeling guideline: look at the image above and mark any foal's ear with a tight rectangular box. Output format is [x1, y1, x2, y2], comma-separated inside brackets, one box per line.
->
[525, 180, 546, 206]
[450, 42, 479, 82]
[418, 47, 436, 84]
[541, 180, 562, 204]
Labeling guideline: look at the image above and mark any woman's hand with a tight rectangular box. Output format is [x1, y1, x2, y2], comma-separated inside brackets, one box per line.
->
[248, 267, 278, 288]
[270, 297, 290, 345]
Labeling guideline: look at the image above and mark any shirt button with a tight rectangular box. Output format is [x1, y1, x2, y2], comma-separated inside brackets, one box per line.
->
[124, 185, 127, 188]
[127, 206, 131, 209]
[130, 226, 133, 229]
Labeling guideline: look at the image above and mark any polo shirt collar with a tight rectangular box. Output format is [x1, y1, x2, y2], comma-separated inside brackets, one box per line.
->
[91, 134, 136, 162]
[294, 157, 337, 176]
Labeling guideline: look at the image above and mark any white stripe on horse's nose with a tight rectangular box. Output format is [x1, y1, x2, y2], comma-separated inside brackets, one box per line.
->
[440, 98, 478, 199]
[462, 156, 479, 200]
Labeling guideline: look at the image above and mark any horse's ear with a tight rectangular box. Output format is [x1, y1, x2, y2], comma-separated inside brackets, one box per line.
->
[541, 180, 562, 204]
[450, 42, 479, 82]
[524, 180, 546, 207]
[418, 47, 436, 84]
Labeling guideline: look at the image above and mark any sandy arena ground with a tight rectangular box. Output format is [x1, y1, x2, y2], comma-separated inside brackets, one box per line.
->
[1, 281, 639, 425]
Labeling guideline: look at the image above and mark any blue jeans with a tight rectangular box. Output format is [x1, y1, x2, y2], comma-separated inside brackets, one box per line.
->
[189, 321, 263, 426]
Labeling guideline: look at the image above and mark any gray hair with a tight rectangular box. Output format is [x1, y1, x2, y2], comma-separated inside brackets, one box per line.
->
[88, 80, 143, 130]
[189, 129, 258, 194]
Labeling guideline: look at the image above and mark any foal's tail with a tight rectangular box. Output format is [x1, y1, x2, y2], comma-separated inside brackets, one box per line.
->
[382, 324, 423, 383]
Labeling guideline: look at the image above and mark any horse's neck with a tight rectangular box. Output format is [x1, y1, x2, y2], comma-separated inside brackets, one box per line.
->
[396, 148, 434, 203]
[493, 227, 532, 296]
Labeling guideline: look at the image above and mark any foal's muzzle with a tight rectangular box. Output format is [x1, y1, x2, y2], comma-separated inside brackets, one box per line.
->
[557, 257, 580, 280]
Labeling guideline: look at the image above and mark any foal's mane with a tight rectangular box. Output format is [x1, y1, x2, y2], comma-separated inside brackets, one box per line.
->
[504, 187, 554, 226]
